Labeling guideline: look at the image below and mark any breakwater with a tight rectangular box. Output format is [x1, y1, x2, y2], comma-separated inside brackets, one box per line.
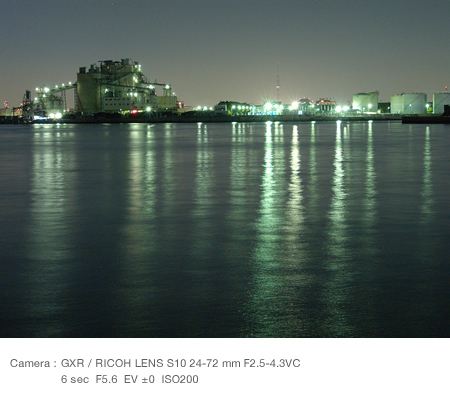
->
[402, 115, 450, 124]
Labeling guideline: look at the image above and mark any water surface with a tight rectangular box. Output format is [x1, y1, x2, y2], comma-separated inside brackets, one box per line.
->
[1, 121, 449, 337]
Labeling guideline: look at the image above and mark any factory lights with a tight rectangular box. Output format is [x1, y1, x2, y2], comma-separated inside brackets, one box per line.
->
[48, 113, 62, 119]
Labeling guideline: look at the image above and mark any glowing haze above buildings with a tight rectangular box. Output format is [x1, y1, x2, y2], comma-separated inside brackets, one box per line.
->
[1, 0, 449, 108]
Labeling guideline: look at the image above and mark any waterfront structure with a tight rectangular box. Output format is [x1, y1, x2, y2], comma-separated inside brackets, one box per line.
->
[76, 59, 177, 114]
[390, 93, 427, 114]
[298, 98, 315, 115]
[27, 58, 178, 119]
[0, 108, 13, 118]
[261, 101, 284, 115]
[33, 86, 69, 118]
[314, 98, 336, 114]
[352, 91, 379, 112]
[433, 93, 450, 114]
[214, 101, 254, 116]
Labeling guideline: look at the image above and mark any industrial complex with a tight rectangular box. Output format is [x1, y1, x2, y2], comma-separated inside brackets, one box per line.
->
[9, 58, 180, 121]
[1, 58, 450, 122]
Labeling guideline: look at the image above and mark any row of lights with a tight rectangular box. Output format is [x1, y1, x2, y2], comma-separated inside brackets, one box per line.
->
[265, 103, 284, 111]
[232, 105, 254, 110]
[36, 82, 73, 93]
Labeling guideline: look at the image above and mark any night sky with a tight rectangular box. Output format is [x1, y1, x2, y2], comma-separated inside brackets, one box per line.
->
[1, 0, 449, 108]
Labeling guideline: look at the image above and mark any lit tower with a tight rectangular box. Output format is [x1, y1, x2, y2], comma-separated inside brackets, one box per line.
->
[276, 62, 280, 103]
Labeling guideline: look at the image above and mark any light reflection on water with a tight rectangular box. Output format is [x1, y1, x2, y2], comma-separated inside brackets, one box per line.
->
[247, 121, 286, 336]
[421, 127, 433, 223]
[27, 127, 76, 336]
[0, 122, 449, 337]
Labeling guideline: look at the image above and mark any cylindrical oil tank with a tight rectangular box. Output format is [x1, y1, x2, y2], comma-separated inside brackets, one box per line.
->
[390, 93, 427, 114]
[390, 95, 403, 114]
[433, 93, 450, 114]
[352, 91, 379, 111]
[401, 93, 427, 114]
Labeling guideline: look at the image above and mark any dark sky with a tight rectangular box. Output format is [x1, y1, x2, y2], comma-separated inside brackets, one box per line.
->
[1, 0, 449, 108]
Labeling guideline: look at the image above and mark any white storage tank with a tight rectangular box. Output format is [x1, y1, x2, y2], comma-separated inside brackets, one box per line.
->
[433, 93, 450, 114]
[352, 91, 379, 112]
[402, 93, 427, 114]
[390, 93, 427, 114]
[390, 94, 403, 114]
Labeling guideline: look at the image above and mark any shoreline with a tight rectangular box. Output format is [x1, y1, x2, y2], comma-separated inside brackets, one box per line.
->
[2, 114, 402, 125]
[2, 114, 450, 125]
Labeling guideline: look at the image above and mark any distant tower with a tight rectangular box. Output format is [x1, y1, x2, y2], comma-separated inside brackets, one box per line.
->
[276, 62, 280, 103]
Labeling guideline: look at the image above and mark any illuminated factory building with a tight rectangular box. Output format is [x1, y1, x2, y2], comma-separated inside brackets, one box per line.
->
[76, 59, 178, 114]
[28, 58, 178, 119]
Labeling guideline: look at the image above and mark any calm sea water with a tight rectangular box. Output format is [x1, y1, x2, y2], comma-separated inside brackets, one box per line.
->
[1, 121, 449, 337]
